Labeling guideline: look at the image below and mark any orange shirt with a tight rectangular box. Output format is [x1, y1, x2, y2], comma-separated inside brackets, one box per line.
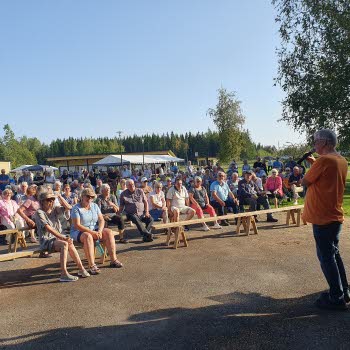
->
[302, 154, 348, 225]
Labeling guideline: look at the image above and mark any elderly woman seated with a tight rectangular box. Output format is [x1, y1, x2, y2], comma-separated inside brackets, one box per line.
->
[70, 187, 123, 274]
[0, 187, 25, 244]
[265, 168, 283, 208]
[189, 176, 221, 231]
[148, 181, 169, 224]
[35, 189, 89, 282]
[96, 183, 126, 243]
[17, 184, 40, 243]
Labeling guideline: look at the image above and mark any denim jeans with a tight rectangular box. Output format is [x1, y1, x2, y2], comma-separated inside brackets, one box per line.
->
[210, 198, 239, 216]
[313, 222, 348, 300]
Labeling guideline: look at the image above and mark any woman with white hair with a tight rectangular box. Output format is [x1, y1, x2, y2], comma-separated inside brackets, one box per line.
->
[44, 170, 56, 188]
[70, 187, 123, 274]
[96, 183, 126, 243]
[0, 188, 25, 244]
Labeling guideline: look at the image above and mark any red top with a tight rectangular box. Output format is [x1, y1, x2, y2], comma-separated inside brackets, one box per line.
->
[265, 176, 283, 196]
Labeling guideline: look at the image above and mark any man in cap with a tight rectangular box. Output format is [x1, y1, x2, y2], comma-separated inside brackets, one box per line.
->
[238, 170, 278, 222]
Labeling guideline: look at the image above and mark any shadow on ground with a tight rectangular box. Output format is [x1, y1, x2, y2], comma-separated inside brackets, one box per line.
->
[1, 291, 350, 350]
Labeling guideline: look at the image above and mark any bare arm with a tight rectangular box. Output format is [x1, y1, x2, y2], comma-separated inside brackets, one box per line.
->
[71, 216, 100, 239]
[17, 206, 35, 228]
[188, 193, 199, 207]
[57, 194, 72, 211]
[212, 191, 225, 206]
[44, 224, 69, 241]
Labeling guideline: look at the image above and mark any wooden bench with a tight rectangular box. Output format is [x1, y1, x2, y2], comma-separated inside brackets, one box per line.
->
[151, 205, 305, 249]
[0, 250, 36, 262]
[0, 228, 27, 253]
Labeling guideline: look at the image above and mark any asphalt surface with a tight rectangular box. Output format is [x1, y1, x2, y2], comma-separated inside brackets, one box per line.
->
[1, 214, 350, 350]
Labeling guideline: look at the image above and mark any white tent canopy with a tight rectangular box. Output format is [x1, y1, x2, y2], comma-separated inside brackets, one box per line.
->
[10, 165, 33, 172]
[93, 154, 184, 167]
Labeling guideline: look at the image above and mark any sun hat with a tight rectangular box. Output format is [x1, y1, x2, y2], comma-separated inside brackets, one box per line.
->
[81, 187, 96, 198]
[39, 191, 56, 202]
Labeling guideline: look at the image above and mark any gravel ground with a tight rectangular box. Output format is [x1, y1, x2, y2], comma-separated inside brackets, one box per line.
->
[1, 214, 350, 350]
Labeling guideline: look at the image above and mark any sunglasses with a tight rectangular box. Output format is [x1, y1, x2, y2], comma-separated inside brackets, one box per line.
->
[85, 195, 95, 199]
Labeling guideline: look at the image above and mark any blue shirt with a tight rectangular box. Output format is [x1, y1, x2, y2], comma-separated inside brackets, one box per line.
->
[210, 181, 231, 201]
[0, 174, 10, 191]
[70, 203, 101, 240]
[272, 161, 283, 169]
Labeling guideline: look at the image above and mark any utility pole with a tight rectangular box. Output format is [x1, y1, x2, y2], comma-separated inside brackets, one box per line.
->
[116, 131, 123, 168]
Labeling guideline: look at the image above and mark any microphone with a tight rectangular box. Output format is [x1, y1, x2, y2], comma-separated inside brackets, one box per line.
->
[297, 149, 315, 164]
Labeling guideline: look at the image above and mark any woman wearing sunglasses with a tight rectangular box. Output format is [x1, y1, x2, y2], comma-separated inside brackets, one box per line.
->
[34, 189, 88, 282]
[70, 187, 123, 275]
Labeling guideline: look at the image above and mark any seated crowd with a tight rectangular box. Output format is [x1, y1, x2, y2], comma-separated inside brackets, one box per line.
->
[0, 157, 305, 281]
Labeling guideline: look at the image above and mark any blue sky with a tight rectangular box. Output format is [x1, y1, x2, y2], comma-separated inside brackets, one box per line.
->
[0, 0, 305, 147]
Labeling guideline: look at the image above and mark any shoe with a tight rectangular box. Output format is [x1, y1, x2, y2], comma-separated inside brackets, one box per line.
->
[293, 200, 298, 205]
[202, 224, 210, 231]
[78, 269, 90, 278]
[30, 237, 38, 243]
[266, 216, 278, 222]
[110, 259, 123, 268]
[59, 274, 79, 282]
[184, 225, 190, 231]
[212, 223, 222, 229]
[344, 288, 350, 303]
[89, 264, 101, 275]
[118, 238, 128, 244]
[315, 292, 348, 311]
[143, 233, 154, 242]
[221, 220, 230, 226]
[39, 251, 53, 258]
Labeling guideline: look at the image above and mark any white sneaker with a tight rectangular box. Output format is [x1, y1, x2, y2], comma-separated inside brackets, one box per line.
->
[202, 224, 210, 231]
[212, 223, 222, 229]
[293, 200, 298, 205]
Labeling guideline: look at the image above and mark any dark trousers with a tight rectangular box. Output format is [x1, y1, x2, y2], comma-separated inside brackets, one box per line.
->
[107, 213, 125, 230]
[241, 196, 273, 218]
[242, 196, 270, 211]
[210, 198, 239, 216]
[127, 213, 154, 236]
[313, 222, 348, 300]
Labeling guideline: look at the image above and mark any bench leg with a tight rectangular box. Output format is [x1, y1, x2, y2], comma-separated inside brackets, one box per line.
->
[94, 243, 108, 264]
[296, 209, 301, 227]
[180, 227, 188, 247]
[286, 211, 290, 226]
[251, 217, 258, 235]
[173, 227, 180, 249]
[165, 228, 172, 246]
[18, 231, 27, 249]
[245, 216, 252, 236]
[236, 218, 242, 234]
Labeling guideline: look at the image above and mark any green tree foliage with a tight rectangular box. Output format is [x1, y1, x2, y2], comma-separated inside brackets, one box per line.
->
[240, 130, 257, 160]
[273, 0, 350, 147]
[0, 123, 270, 166]
[277, 142, 310, 159]
[0, 124, 37, 167]
[207, 88, 245, 163]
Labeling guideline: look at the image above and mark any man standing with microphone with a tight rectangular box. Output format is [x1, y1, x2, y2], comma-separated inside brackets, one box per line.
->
[302, 129, 349, 310]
